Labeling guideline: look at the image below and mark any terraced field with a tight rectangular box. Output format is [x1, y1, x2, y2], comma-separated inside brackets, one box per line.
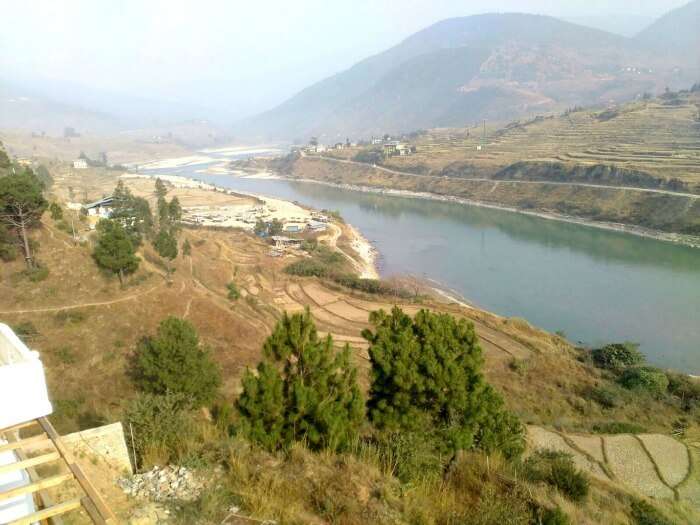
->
[528, 426, 699, 506]
[386, 93, 700, 186]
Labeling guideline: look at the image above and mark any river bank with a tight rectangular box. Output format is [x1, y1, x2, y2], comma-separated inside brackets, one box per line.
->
[126, 172, 380, 280]
[240, 172, 700, 249]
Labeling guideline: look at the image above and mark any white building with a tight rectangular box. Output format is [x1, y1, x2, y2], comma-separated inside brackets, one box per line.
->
[72, 159, 88, 169]
[83, 196, 114, 219]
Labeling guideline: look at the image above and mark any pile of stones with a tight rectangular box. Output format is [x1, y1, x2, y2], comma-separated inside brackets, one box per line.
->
[118, 465, 203, 502]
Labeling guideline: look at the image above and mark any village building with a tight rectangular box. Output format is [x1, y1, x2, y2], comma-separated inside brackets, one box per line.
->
[83, 196, 114, 219]
[72, 159, 88, 169]
[307, 220, 328, 232]
[270, 236, 303, 249]
[383, 141, 415, 157]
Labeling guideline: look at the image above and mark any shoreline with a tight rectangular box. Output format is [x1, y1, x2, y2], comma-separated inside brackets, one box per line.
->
[262, 174, 700, 249]
[127, 172, 381, 279]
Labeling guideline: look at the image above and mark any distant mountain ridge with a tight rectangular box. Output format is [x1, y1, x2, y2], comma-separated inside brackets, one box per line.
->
[239, 5, 700, 141]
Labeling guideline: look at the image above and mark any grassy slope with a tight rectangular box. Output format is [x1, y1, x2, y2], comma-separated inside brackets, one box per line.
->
[6, 166, 699, 523]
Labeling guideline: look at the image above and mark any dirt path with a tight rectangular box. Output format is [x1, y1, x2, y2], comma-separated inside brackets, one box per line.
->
[0, 283, 164, 314]
[315, 154, 700, 198]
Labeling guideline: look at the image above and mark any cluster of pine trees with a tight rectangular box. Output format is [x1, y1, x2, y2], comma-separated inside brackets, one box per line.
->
[92, 178, 184, 284]
[126, 306, 523, 468]
[237, 306, 524, 458]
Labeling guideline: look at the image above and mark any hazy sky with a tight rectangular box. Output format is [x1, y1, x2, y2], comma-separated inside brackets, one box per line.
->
[0, 0, 690, 121]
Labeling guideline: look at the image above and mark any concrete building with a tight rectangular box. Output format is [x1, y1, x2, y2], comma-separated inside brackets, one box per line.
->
[72, 159, 88, 169]
[83, 196, 114, 219]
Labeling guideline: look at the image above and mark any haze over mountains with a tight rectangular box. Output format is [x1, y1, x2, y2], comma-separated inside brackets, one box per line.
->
[240, 1, 700, 141]
[1, 1, 698, 144]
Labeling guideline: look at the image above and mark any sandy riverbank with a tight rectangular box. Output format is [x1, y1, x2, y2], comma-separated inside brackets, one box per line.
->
[125, 172, 380, 278]
[346, 224, 379, 280]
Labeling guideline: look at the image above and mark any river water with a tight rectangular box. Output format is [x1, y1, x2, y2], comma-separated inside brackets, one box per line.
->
[141, 154, 700, 373]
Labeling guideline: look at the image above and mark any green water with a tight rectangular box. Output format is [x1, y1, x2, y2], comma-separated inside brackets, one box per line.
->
[151, 165, 700, 373]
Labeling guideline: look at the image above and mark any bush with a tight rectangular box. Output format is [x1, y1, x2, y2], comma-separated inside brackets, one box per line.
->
[352, 149, 384, 165]
[284, 259, 329, 278]
[24, 265, 49, 282]
[524, 450, 589, 502]
[12, 321, 40, 341]
[630, 499, 674, 525]
[49, 202, 63, 220]
[373, 429, 447, 484]
[618, 367, 669, 396]
[124, 392, 198, 467]
[591, 343, 644, 370]
[666, 372, 700, 410]
[226, 281, 240, 300]
[54, 346, 77, 365]
[0, 242, 17, 261]
[236, 309, 364, 452]
[592, 421, 647, 434]
[585, 385, 620, 408]
[132, 317, 221, 408]
[538, 506, 570, 525]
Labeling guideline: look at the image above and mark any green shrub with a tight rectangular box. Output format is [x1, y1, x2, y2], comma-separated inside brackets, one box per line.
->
[12, 321, 40, 341]
[124, 392, 197, 467]
[373, 429, 447, 484]
[618, 367, 669, 396]
[132, 317, 221, 408]
[284, 259, 329, 278]
[586, 386, 620, 408]
[55, 346, 77, 365]
[538, 506, 571, 525]
[666, 372, 700, 410]
[226, 281, 240, 300]
[24, 265, 49, 282]
[49, 202, 63, 220]
[352, 149, 384, 165]
[0, 242, 17, 261]
[630, 499, 673, 525]
[591, 343, 644, 370]
[524, 450, 589, 502]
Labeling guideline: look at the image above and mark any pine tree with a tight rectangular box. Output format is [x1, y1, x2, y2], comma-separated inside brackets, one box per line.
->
[154, 229, 178, 278]
[132, 317, 221, 407]
[111, 181, 153, 244]
[154, 178, 168, 200]
[237, 309, 364, 451]
[92, 219, 140, 284]
[363, 307, 524, 457]
[0, 169, 48, 268]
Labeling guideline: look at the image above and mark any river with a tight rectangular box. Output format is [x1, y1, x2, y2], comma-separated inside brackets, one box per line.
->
[140, 153, 700, 373]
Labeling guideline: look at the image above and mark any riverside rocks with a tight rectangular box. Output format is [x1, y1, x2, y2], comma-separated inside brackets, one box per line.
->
[118, 465, 204, 502]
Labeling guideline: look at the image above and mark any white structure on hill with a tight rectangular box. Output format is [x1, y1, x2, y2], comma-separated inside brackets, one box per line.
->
[72, 159, 88, 169]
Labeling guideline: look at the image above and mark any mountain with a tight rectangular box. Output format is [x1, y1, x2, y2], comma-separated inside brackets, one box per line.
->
[635, 0, 700, 60]
[239, 11, 697, 141]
